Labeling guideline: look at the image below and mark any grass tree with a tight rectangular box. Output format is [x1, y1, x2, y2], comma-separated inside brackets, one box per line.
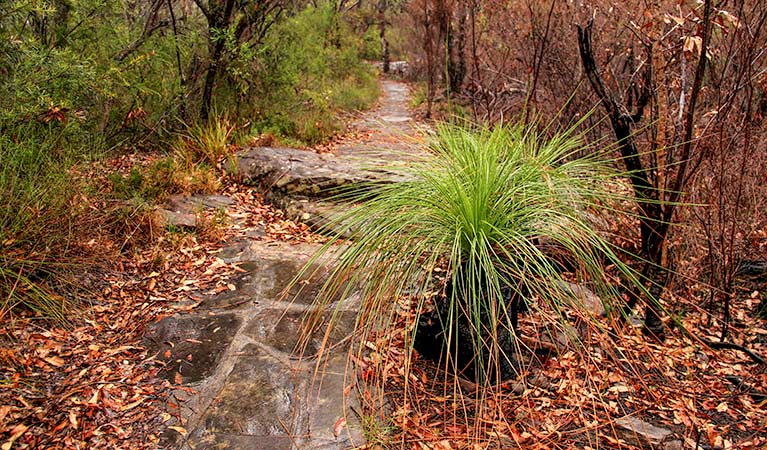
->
[300, 119, 644, 385]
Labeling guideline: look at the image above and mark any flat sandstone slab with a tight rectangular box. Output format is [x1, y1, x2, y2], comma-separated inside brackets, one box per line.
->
[230, 146, 408, 196]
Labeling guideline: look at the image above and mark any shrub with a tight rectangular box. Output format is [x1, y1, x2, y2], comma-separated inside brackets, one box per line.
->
[109, 157, 219, 203]
[301, 119, 641, 383]
[247, 4, 379, 144]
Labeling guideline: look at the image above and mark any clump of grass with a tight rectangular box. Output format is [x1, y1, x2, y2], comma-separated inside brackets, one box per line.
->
[0, 263, 68, 323]
[173, 115, 235, 168]
[330, 72, 381, 112]
[108, 157, 219, 203]
[0, 130, 79, 321]
[300, 118, 643, 385]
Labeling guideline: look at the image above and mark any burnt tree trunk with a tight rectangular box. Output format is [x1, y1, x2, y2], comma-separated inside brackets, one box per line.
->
[577, 22, 666, 339]
[414, 262, 521, 383]
[448, 1, 467, 94]
[577, 1, 713, 340]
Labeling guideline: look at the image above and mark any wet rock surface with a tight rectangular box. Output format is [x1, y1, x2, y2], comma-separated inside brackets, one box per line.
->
[145, 241, 364, 450]
[145, 313, 241, 384]
[227, 80, 427, 234]
[146, 79, 422, 449]
[614, 416, 682, 450]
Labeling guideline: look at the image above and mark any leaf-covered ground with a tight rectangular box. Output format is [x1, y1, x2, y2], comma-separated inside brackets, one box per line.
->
[354, 277, 767, 449]
[2, 134, 766, 450]
[0, 153, 319, 449]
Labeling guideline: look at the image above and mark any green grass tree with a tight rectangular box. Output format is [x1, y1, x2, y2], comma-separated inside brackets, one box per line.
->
[300, 119, 646, 384]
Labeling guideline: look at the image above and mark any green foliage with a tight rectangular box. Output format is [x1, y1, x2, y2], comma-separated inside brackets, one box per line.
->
[248, 4, 379, 144]
[0, 0, 379, 319]
[303, 120, 640, 383]
[108, 157, 219, 203]
[173, 115, 235, 168]
[410, 84, 428, 108]
[0, 127, 78, 321]
[360, 27, 383, 60]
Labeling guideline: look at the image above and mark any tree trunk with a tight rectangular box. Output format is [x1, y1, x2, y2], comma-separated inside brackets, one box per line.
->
[378, 0, 390, 73]
[448, 1, 467, 94]
[577, 22, 667, 339]
[200, 0, 236, 121]
[422, 0, 435, 118]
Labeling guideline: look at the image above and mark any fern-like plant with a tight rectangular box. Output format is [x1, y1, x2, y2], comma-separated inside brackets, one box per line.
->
[303, 120, 640, 384]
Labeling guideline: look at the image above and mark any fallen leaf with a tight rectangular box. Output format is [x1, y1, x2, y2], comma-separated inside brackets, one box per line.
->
[168, 426, 187, 437]
[121, 398, 144, 411]
[106, 345, 139, 356]
[44, 356, 65, 367]
[69, 410, 78, 429]
[333, 417, 347, 437]
[2, 423, 28, 450]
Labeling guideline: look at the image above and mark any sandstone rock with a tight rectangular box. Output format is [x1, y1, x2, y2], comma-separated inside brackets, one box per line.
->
[148, 241, 365, 450]
[158, 208, 197, 228]
[166, 194, 234, 213]
[200, 344, 299, 437]
[553, 280, 606, 316]
[265, 192, 353, 237]
[158, 194, 236, 229]
[229, 146, 403, 196]
[614, 416, 682, 450]
[144, 312, 241, 383]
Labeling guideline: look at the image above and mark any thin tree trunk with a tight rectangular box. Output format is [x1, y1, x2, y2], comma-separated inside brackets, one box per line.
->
[200, 0, 236, 121]
[378, 0, 390, 73]
[449, 1, 466, 94]
[423, 0, 435, 118]
[577, 21, 666, 338]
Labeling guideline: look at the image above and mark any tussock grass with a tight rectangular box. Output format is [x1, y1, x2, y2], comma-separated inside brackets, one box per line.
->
[173, 115, 235, 169]
[0, 130, 79, 321]
[298, 118, 645, 385]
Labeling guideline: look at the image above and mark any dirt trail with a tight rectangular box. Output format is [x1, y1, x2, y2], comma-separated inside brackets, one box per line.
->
[334, 79, 425, 157]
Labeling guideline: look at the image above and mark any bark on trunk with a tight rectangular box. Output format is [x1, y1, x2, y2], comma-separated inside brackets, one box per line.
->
[577, 22, 667, 339]
[378, 0, 390, 73]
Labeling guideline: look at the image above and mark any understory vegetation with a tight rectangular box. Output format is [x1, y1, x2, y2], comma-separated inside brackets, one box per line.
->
[393, 0, 767, 345]
[306, 120, 638, 383]
[0, 0, 380, 318]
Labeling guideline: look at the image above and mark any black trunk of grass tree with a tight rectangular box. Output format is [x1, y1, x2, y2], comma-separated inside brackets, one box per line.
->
[414, 261, 522, 383]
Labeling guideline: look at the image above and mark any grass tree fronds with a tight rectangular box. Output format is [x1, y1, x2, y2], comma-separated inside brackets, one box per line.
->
[294, 117, 658, 387]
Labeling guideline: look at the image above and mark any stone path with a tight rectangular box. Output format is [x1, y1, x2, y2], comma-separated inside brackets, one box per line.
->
[230, 80, 429, 235]
[145, 78, 421, 450]
[146, 77, 686, 450]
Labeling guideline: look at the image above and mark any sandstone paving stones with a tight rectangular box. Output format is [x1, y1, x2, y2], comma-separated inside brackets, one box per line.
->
[227, 80, 427, 235]
[614, 416, 683, 450]
[145, 241, 364, 450]
[145, 80, 422, 449]
[158, 194, 236, 229]
[145, 313, 241, 384]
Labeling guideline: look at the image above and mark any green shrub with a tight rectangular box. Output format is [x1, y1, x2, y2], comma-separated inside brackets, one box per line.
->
[360, 27, 383, 60]
[301, 120, 643, 383]
[108, 157, 219, 203]
[246, 4, 379, 145]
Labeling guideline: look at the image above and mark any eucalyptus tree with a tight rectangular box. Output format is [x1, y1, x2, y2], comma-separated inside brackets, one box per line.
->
[191, 0, 290, 120]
